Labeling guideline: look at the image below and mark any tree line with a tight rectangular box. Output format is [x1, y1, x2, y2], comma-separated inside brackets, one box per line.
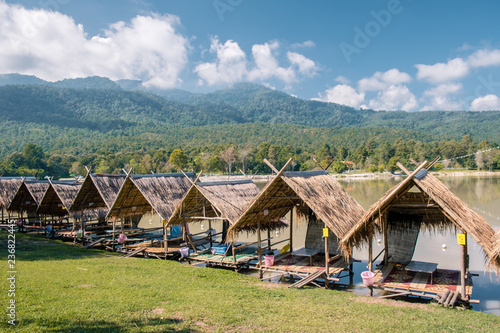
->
[1, 134, 498, 179]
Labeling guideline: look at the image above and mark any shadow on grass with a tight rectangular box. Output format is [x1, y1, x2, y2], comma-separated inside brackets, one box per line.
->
[3, 317, 198, 333]
[0, 231, 115, 262]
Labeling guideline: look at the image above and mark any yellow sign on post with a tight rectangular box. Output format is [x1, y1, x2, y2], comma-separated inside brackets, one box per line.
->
[323, 228, 329, 237]
[162, 219, 166, 225]
[457, 233, 466, 245]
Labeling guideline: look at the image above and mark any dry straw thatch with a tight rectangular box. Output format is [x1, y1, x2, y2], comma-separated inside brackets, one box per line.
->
[227, 168, 365, 245]
[167, 179, 262, 228]
[107, 172, 196, 221]
[0, 177, 24, 210]
[341, 161, 498, 270]
[490, 229, 500, 272]
[8, 180, 49, 213]
[70, 173, 126, 219]
[37, 180, 81, 217]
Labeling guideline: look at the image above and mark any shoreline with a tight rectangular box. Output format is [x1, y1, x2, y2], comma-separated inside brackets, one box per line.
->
[200, 170, 499, 182]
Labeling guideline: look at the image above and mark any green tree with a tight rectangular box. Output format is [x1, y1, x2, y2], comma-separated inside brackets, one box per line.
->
[169, 149, 188, 171]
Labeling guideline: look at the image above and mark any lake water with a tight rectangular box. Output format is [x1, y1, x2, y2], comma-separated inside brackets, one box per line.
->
[140, 174, 500, 315]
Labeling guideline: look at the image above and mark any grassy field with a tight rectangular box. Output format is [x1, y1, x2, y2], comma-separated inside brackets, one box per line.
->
[1, 232, 499, 332]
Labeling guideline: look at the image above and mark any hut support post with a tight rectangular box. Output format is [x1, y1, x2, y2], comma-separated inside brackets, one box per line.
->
[209, 220, 213, 248]
[267, 229, 271, 252]
[461, 230, 468, 297]
[368, 222, 373, 271]
[289, 207, 293, 253]
[382, 214, 388, 266]
[112, 220, 116, 242]
[258, 221, 262, 278]
[163, 223, 168, 257]
[73, 218, 77, 243]
[324, 223, 329, 288]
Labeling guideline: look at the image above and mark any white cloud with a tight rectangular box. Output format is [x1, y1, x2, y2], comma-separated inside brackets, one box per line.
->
[335, 75, 350, 85]
[287, 51, 318, 77]
[247, 41, 296, 84]
[358, 68, 411, 91]
[470, 94, 500, 111]
[468, 49, 500, 68]
[415, 58, 469, 84]
[421, 83, 463, 111]
[196, 38, 317, 86]
[314, 84, 365, 108]
[194, 37, 247, 86]
[291, 40, 315, 48]
[368, 85, 418, 111]
[0, 2, 190, 88]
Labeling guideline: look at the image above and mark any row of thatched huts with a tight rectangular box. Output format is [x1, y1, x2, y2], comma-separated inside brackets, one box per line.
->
[0, 158, 499, 307]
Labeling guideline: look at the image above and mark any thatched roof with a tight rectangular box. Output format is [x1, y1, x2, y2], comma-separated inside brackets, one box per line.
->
[107, 172, 196, 221]
[37, 180, 81, 216]
[8, 180, 49, 213]
[167, 179, 262, 227]
[0, 177, 24, 209]
[227, 170, 365, 242]
[341, 161, 497, 267]
[489, 229, 500, 272]
[70, 173, 126, 219]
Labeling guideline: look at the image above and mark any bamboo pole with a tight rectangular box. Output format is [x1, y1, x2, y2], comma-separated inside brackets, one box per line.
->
[383, 214, 388, 265]
[368, 222, 373, 271]
[461, 230, 468, 297]
[258, 220, 262, 278]
[267, 228, 271, 252]
[324, 223, 330, 288]
[289, 207, 293, 253]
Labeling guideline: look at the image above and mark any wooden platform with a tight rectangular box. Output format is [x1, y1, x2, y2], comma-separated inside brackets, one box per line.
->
[186, 248, 258, 270]
[260, 252, 353, 288]
[373, 264, 473, 300]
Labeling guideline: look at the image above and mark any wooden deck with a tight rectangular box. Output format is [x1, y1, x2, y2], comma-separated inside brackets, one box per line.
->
[260, 252, 353, 288]
[372, 263, 473, 304]
[186, 248, 258, 270]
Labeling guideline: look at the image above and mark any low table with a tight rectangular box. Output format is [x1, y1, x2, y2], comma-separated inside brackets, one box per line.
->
[405, 260, 438, 284]
[292, 247, 320, 266]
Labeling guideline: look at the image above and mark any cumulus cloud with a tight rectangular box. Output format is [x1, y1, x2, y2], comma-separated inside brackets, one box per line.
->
[358, 68, 411, 91]
[470, 94, 500, 111]
[314, 84, 365, 108]
[421, 83, 463, 111]
[415, 58, 469, 84]
[368, 85, 418, 111]
[0, 2, 190, 88]
[468, 49, 500, 68]
[335, 75, 350, 85]
[196, 39, 317, 86]
[287, 51, 318, 77]
[194, 37, 247, 86]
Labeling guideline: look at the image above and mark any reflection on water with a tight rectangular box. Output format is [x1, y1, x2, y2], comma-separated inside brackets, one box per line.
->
[139, 175, 500, 315]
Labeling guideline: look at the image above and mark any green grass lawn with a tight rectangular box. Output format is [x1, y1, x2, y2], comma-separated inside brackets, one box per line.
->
[1, 232, 499, 332]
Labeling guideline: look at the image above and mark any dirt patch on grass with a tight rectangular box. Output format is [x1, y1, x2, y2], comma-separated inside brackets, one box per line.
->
[352, 295, 433, 311]
[149, 307, 164, 316]
[255, 282, 286, 289]
[77, 284, 94, 288]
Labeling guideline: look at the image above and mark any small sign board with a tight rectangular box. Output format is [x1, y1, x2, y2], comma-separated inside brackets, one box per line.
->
[457, 233, 466, 245]
[162, 219, 166, 225]
[323, 228, 329, 237]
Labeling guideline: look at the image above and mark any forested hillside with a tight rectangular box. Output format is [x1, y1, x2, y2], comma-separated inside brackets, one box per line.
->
[0, 76, 498, 178]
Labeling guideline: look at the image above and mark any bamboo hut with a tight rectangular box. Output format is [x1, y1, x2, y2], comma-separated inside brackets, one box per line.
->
[341, 160, 497, 306]
[8, 179, 49, 227]
[166, 177, 273, 269]
[489, 229, 500, 272]
[0, 177, 25, 223]
[69, 173, 126, 242]
[105, 172, 196, 256]
[227, 158, 365, 287]
[37, 180, 81, 223]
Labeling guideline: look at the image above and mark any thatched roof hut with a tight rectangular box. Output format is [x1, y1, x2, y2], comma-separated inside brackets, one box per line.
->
[107, 173, 196, 221]
[0, 177, 24, 210]
[8, 180, 49, 213]
[340, 161, 497, 263]
[490, 229, 500, 272]
[70, 173, 126, 219]
[37, 180, 82, 217]
[167, 179, 262, 228]
[228, 166, 365, 250]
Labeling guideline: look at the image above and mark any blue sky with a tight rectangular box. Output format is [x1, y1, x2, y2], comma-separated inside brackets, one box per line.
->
[2, 0, 500, 111]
